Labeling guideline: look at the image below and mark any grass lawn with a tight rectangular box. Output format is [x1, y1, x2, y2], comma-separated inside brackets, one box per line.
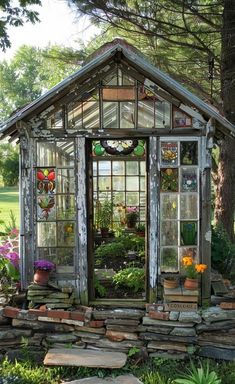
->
[0, 186, 19, 230]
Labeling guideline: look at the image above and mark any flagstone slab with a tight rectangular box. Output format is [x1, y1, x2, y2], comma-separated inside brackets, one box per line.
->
[44, 348, 127, 368]
[61, 374, 143, 384]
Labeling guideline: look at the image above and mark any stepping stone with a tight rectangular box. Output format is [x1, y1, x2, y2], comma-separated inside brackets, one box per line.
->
[44, 348, 127, 368]
[62, 374, 143, 384]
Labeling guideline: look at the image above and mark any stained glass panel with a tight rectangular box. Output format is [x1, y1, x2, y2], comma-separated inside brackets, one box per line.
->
[180, 141, 198, 165]
[180, 221, 197, 245]
[181, 167, 198, 192]
[160, 168, 178, 192]
[173, 108, 192, 128]
[37, 168, 56, 195]
[37, 195, 56, 221]
[161, 142, 178, 166]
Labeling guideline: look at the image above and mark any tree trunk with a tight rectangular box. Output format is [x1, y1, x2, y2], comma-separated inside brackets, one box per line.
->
[215, 0, 235, 241]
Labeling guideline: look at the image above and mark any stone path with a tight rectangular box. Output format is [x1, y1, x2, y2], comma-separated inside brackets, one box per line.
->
[61, 375, 143, 384]
[44, 348, 127, 368]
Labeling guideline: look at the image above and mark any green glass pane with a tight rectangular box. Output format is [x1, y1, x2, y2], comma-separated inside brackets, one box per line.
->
[180, 221, 197, 245]
[98, 161, 111, 175]
[37, 222, 56, 247]
[57, 222, 75, 247]
[126, 161, 138, 175]
[98, 176, 111, 190]
[94, 144, 105, 156]
[113, 176, 125, 190]
[180, 141, 198, 165]
[126, 176, 139, 191]
[180, 195, 198, 220]
[126, 192, 139, 206]
[160, 248, 178, 272]
[57, 169, 74, 193]
[113, 161, 125, 175]
[133, 145, 145, 157]
[57, 195, 75, 220]
[161, 221, 178, 246]
[160, 168, 178, 192]
[161, 194, 178, 220]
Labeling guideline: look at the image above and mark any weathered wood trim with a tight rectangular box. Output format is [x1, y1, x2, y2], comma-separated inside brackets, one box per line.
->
[200, 136, 211, 306]
[76, 137, 88, 304]
[149, 136, 159, 303]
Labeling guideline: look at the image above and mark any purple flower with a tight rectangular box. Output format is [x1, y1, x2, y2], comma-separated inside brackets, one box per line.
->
[5, 252, 19, 269]
[34, 260, 55, 271]
[0, 244, 11, 255]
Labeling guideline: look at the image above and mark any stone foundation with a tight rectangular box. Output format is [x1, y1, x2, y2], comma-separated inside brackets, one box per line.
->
[0, 305, 234, 362]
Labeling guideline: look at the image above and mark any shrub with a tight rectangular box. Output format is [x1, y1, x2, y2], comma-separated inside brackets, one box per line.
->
[211, 224, 235, 279]
[112, 267, 145, 292]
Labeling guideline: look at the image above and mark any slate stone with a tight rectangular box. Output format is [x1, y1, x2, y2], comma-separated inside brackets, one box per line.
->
[196, 320, 235, 333]
[12, 318, 73, 332]
[105, 319, 140, 326]
[149, 351, 187, 360]
[202, 307, 235, 323]
[106, 325, 141, 333]
[0, 327, 32, 340]
[106, 330, 138, 341]
[88, 338, 144, 351]
[139, 332, 196, 344]
[142, 316, 194, 327]
[169, 311, 179, 321]
[74, 331, 102, 339]
[93, 309, 144, 320]
[178, 312, 201, 324]
[46, 334, 78, 343]
[145, 326, 172, 335]
[147, 340, 188, 352]
[62, 374, 143, 384]
[170, 327, 196, 337]
[198, 346, 235, 361]
[44, 348, 127, 368]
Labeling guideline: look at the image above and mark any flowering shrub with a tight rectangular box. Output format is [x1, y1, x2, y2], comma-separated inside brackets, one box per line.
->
[0, 228, 20, 285]
[34, 260, 55, 271]
[182, 256, 207, 279]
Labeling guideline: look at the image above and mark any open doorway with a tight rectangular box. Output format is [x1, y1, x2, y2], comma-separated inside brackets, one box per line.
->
[87, 139, 148, 301]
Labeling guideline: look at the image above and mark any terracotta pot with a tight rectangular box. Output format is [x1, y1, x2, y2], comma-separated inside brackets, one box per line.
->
[163, 278, 179, 289]
[184, 277, 198, 290]
[33, 269, 50, 286]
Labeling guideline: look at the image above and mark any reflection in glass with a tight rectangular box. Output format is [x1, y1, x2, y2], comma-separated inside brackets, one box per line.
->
[83, 101, 99, 129]
[161, 221, 178, 245]
[138, 100, 154, 128]
[37, 222, 56, 247]
[156, 101, 171, 128]
[180, 195, 198, 220]
[98, 161, 111, 175]
[103, 102, 118, 128]
[161, 248, 178, 272]
[113, 161, 125, 175]
[161, 194, 178, 220]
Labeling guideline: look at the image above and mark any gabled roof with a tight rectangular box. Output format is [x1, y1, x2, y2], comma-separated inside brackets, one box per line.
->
[1, 39, 235, 139]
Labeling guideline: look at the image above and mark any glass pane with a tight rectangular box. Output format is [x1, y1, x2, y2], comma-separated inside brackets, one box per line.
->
[180, 247, 198, 266]
[126, 192, 139, 205]
[161, 194, 178, 220]
[113, 176, 125, 190]
[140, 161, 146, 175]
[161, 142, 178, 166]
[140, 192, 146, 205]
[161, 221, 178, 245]
[180, 221, 197, 245]
[93, 177, 97, 192]
[103, 102, 118, 128]
[93, 162, 97, 176]
[98, 176, 111, 190]
[98, 161, 111, 175]
[83, 101, 99, 129]
[37, 248, 57, 264]
[57, 248, 74, 266]
[180, 195, 198, 220]
[161, 248, 178, 272]
[37, 142, 55, 166]
[68, 101, 82, 129]
[138, 100, 154, 128]
[113, 161, 125, 175]
[120, 102, 135, 128]
[181, 167, 198, 192]
[156, 101, 171, 128]
[140, 177, 146, 191]
[57, 195, 75, 220]
[160, 168, 178, 192]
[126, 161, 138, 175]
[57, 222, 75, 246]
[47, 109, 63, 129]
[37, 222, 56, 247]
[56, 141, 74, 167]
[37, 195, 56, 221]
[139, 207, 145, 221]
[180, 141, 198, 165]
[113, 192, 125, 205]
[173, 108, 191, 128]
[37, 168, 56, 195]
[126, 176, 139, 191]
[57, 169, 75, 193]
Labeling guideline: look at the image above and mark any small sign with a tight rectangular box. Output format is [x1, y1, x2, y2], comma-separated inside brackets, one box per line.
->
[164, 302, 198, 311]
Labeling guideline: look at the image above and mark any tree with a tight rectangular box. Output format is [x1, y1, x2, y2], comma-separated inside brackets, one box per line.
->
[0, 44, 79, 121]
[0, 143, 19, 186]
[68, 0, 235, 241]
[0, 0, 42, 51]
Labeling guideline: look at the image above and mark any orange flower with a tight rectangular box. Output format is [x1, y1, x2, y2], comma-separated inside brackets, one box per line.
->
[182, 256, 193, 266]
[195, 264, 207, 273]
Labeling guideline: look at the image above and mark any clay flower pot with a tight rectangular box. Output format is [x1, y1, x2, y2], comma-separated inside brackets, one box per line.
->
[33, 269, 50, 286]
[163, 278, 179, 289]
[184, 277, 198, 290]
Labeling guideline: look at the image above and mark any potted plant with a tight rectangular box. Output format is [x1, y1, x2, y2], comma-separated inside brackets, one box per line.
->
[33, 259, 55, 286]
[163, 276, 179, 289]
[96, 199, 113, 237]
[125, 207, 139, 229]
[182, 256, 207, 290]
[136, 223, 145, 237]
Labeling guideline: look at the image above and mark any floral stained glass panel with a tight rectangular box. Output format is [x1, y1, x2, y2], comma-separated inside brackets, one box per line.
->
[161, 142, 178, 166]
[37, 195, 56, 221]
[181, 167, 198, 192]
[37, 168, 56, 195]
[160, 168, 178, 192]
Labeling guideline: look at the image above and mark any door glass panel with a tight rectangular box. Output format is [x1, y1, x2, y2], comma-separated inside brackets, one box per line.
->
[161, 194, 178, 220]
[113, 161, 125, 175]
[126, 161, 138, 175]
[161, 248, 178, 272]
[37, 222, 56, 247]
[161, 221, 178, 245]
[180, 194, 198, 220]
[126, 176, 139, 191]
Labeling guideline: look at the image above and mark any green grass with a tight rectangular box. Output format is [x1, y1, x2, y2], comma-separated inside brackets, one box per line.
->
[0, 186, 19, 230]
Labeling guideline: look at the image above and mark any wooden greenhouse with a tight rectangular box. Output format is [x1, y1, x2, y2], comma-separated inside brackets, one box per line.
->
[1, 39, 235, 308]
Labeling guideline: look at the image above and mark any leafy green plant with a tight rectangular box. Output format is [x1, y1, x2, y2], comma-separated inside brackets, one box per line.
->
[95, 242, 126, 259]
[96, 198, 113, 230]
[128, 347, 140, 357]
[112, 267, 145, 292]
[212, 224, 235, 280]
[174, 360, 221, 384]
[142, 371, 174, 384]
[94, 275, 107, 297]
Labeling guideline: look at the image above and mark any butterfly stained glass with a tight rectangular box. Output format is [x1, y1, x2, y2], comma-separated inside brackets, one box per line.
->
[37, 168, 56, 194]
